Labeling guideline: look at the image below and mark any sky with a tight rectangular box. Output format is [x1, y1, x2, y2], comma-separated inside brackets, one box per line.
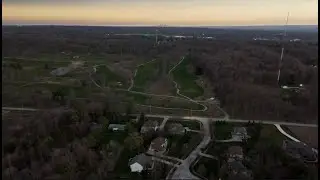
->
[2, 0, 318, 26]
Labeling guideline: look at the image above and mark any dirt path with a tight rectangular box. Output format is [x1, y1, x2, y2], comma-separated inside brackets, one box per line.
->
[168, 57, 208, 112]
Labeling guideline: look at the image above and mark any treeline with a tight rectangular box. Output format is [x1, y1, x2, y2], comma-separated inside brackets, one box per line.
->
[2, 27, 177, 58]
[1, 100, 145, 180]
[190, 41, 318, 122]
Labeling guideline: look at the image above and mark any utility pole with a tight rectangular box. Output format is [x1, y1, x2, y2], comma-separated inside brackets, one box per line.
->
[277, 12, 290, 85]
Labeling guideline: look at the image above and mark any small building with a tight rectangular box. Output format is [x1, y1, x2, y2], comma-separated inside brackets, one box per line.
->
[166, 123, 185, 135]
[228, 146, 244, 160]
[128, 153, 152, 173]
[149, 137, 168, 154]
[282, 140, 317, 162]
[140, 120, 159, 134]
[108, 124, 126, 131]
[231, 127, 250, 141]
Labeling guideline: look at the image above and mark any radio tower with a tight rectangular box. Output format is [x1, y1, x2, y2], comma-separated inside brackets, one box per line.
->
[155, 28, 159, 45]
[277, 12, 290, 85]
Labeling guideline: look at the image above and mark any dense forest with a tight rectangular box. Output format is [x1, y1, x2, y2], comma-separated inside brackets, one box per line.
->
[189, 40, 318, 122]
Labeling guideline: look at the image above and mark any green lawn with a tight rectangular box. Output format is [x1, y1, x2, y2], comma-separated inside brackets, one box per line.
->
[168, 119, 201, 130]
[172, 57, 203, 98]
[213, 121, 234, 140]
[132, 60, 160, 92]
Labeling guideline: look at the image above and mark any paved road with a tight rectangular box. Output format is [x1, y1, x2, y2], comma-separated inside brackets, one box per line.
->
[146, 152, 183, 163]
[142, 114, 318, 128]
[151, 157, 180, 167]
[198, 152, 218, 160]
[168, 117, 211, 180]
[159, 116, 169, 130]
[2, 108, 317, 128]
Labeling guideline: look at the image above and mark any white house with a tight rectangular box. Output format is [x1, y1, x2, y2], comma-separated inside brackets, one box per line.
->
[128, 154, 151, 173]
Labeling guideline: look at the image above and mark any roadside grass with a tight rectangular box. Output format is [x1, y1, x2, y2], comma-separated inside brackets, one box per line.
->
[213, 121, 234, 140]
[259, 124, 288, 146]
[166, 132, 203, 159]
[168, 119, 201, 130]
[171, 57, 203, 98]
[132, 60, 160, 92]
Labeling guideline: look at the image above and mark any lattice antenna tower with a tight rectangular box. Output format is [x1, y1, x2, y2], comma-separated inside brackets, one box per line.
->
[277, 12, 290, 85]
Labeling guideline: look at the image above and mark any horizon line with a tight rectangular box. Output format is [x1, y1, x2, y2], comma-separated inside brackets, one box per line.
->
[2, 24, 318, 27]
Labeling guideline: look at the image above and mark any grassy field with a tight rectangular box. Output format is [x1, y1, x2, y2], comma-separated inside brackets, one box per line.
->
[286, 126, 318, 148]
[93, 65, 128, 88]
[172, 57, 204, 98]
[132, 59, 161, 92]
[2, 54, 209, 113]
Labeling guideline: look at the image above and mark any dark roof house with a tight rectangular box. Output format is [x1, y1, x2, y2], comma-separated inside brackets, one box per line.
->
[149, 137, 168, 154]
[228, 146, 244, 160]
[141, 120, 159, 133]
[231, 127, 250, 141]
[166, 123, 185, 135]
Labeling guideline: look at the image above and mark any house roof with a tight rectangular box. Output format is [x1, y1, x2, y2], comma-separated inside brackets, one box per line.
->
[128, 153, 151, 167]
[150, 137, 167, 152]
[108, 124, 126, 130]
[142, 120, 159, 128]
[228, 146, 243, 156]
[233, 127, 247, 134]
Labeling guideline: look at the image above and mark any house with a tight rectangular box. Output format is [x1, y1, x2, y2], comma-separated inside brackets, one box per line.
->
[140, 120, 159, 134]
[228, 146, 244, 160]
[148, 137, 168, 154]
[282, 140, 317, 162]
[50, 67, 71, 76]
[231, 127, 250, 141]
[227, 161, 253, 180]
[128, 153, 152, 173]
[166, 123, 185, 135]
[108, 124, 126, 131]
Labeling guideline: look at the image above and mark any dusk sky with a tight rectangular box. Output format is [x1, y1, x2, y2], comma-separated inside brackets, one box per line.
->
[2, 0, 318, 26]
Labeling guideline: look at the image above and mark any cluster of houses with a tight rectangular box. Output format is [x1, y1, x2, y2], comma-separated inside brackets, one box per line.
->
[220, 127, 253, 180]
[104, 118, 188, 173]
[128, 119, 189, 173]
